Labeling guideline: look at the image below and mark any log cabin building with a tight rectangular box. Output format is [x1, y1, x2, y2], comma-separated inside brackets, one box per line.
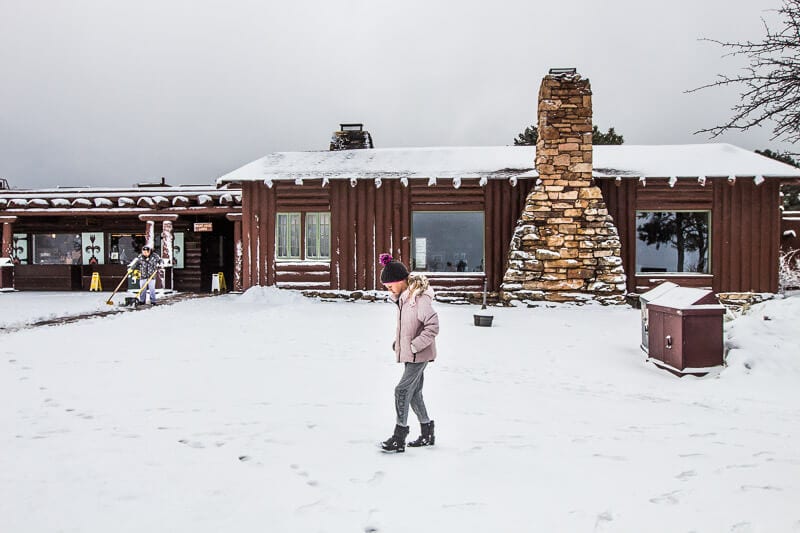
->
[216, 71, 800, 302]
[0, 180, 242, 292]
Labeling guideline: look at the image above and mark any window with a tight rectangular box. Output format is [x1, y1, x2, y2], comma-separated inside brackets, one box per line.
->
[32, 234, 83, 265]
[276, 212, 331, 260]
[636, 211, 710, 274]
[109, 234, 148, 265]
[305, 212, 331, 260]
[411, 211, 485, 272]
[276, 213, 302, 259]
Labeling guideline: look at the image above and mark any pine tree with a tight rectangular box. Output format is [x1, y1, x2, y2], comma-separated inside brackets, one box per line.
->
[513, 124, 624, 145]
[591, 126, 624, 145]
[513, 125, 538, 145]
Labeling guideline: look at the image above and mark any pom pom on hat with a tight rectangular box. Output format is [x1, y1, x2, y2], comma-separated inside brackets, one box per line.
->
[379, 253, 393, 266]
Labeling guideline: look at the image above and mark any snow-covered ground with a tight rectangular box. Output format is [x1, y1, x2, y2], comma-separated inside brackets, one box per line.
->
[0, 292, 123, 330]
[0, 288, 798, 532]
[0, 291, 180, 330]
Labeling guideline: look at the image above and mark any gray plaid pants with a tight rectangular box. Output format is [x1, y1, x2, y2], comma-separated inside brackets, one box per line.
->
[394, 362, 431, 426]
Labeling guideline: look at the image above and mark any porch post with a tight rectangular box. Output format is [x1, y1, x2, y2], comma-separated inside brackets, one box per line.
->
[0, 216, 15, 258]
[226, 213, 243, 292]
[161, 220, 174, 289]
[0, 216, 18, 290]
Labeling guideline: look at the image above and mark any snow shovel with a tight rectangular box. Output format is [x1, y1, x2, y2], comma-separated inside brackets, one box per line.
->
[131, 269, 160, 306]
[105, 269, 133, 305]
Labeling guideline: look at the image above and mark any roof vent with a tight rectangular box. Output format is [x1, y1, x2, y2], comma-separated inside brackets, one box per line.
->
[135, 177, 171, 188]
[330, 123, 374, 151]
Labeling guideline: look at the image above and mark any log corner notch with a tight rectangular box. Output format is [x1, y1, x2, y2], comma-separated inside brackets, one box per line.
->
[501, 69, 627, 305]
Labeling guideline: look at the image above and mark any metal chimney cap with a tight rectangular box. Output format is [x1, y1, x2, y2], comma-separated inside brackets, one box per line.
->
[548, 67, 577, 76]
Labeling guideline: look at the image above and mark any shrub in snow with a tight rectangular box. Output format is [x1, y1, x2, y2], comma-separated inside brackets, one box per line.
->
[779, 249, 800, 292]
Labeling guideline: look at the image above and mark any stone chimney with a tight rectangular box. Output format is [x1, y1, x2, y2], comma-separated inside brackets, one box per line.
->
[330, 123, 374, 151]
[501, 69, 626, 304]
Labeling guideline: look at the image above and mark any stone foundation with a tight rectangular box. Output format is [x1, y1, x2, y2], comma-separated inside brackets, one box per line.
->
[501, 71, 626, 305]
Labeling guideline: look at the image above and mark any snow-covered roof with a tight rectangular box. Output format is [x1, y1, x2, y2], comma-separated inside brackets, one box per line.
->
[592, 144, 800, 179]
[0, 185, 242, 213]
[217, 146, 535, 184]
[217, 143, 800, 185]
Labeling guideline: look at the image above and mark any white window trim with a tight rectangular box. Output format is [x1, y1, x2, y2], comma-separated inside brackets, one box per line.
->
[275, 212, 302, 260]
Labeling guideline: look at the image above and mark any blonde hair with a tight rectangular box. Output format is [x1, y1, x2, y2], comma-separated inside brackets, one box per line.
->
[406, 273, 431, 303]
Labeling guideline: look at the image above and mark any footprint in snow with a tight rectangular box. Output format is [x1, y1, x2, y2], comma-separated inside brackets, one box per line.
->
[290, 464, 319, 487]
[649, 491, 681, 505]
[178, 439, 204, 449]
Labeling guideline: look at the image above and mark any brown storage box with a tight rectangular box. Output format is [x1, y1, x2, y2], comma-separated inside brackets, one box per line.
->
[647, 302, 725, 374]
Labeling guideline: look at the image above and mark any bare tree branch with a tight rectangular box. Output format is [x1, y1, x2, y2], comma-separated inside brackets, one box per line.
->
[688, 0, 800, 148]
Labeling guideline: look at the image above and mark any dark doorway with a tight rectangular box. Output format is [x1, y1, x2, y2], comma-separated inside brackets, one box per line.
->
[199, 221, 234, 292]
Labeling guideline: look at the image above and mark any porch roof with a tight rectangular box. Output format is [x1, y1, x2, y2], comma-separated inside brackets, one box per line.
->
[217, 143, 800, 185]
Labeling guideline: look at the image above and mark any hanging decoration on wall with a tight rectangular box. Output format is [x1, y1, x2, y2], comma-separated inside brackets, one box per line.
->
[12, 233, 28, 264]
[173, 232, 185, 269]
[81, 232, 104, 265]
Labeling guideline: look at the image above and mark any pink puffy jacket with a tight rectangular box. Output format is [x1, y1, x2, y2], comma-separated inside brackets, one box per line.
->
[393, 287, 439, 363]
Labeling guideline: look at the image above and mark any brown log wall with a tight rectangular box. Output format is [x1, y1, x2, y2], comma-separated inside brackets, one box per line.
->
[597, 178, 781, 293]
[240, 178, 533, 293]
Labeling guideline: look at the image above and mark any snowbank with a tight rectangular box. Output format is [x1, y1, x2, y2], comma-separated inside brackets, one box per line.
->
[722, 294, 800, 382]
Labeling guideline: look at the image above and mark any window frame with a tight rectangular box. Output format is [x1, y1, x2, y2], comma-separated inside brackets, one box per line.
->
[275, 212, 302, 260]
[275, 211, 331, 262]
[634, 209, 712, 274]
[410, 210, 486, 273]
[304, 212, 331, 261]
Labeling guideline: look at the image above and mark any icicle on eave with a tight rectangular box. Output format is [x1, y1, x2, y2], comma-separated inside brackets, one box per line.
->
[638, 176, 646, 187]
[294, 178, 303, 186]
[452, 177, 461, 189]
[374, 178, 382, 189]
[614, 176, 621, 187]
[400, 177, 409, 187]
[668, 176, 677, 188]
[728, 176, 736, 185]
[427, 176, 437, 187]
[754, 175, 765, 186]
[264, 179, 273, 189]
[322, 177, 329, 187]
[478, 176, 488, 187]
[509, 177, 518, 187]
[350, 177, 358, 188]
[698, 176, 707, 187]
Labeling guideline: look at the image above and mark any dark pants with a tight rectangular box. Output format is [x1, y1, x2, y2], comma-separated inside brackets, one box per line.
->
[395, 362, 430, 426]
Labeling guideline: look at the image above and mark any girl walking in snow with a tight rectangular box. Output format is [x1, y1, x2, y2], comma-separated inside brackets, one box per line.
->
[379, 253, 439, 453]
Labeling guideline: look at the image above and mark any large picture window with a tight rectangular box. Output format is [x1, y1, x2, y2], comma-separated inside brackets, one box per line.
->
[32, 234, 83, 265]
[636, 211, 710, 273]
[276, 212, 330, 260]
[411, 211, 485, 272]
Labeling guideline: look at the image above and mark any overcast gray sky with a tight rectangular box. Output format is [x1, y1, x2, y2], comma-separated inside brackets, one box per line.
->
[0, 0, 793, 189]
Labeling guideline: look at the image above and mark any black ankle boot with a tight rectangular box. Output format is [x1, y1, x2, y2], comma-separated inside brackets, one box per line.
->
[408, 420, 435, 447]
[380, 424, 409, 453]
